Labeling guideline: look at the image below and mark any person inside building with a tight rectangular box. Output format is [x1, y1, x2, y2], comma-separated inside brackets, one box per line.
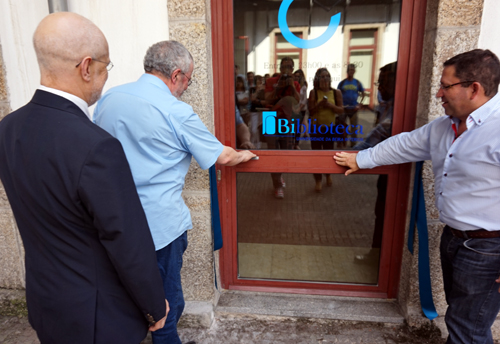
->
[235, 104, 255, 149]
[308, 67, 344, 192]
[247, 71, 255, 89]
[264, 56, 301, 198]
[94, 40, 255, 344]
[0, 12, 168, 344]
[335, 49, 500, 344]
[352, 62, 397, 263]
[353, 63, 396, 150]
[264, 73, 271, 86]
[293, 68, 310, 149]
[235, 75, 249, 117]
[338, 64, 366, 146]
[250, 74, 267, 111]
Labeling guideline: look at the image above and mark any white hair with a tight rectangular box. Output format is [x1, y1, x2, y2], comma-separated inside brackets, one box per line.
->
[143, 41, 193, 78]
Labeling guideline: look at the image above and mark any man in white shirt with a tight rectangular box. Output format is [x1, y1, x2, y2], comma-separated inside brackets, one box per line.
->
[335, 49, 500, 344]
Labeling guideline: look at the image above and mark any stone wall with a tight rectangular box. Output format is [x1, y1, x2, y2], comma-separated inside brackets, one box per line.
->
[0, 42, 25, 289]
[398, 0, 485, 333]
[168, 0, 219, 319]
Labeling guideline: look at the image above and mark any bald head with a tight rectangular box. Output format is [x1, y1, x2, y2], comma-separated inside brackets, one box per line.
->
[33, 12, 110, 105]
[33, 12, 108, 77]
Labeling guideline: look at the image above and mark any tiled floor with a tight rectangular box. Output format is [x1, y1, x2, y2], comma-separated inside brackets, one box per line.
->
[238, 243, 380, 284]
[237, 173, 380, 247]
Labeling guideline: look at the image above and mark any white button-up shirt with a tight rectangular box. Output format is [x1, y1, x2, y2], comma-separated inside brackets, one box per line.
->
[38, 85, 91, 120]
[357, 92, 500, 231]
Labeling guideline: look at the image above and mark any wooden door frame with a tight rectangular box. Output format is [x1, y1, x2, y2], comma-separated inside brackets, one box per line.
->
[211, 0, 428, 298]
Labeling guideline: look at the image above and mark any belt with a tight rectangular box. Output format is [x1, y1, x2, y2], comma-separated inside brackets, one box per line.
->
[446, 225, 500, 239]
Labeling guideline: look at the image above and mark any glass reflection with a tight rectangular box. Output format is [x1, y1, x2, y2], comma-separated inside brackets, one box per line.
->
[233, 0, 401, 150]
[237, 173, 386, 284]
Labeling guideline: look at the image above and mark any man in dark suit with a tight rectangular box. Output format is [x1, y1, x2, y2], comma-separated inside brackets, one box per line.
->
[0, 12, 168, 344]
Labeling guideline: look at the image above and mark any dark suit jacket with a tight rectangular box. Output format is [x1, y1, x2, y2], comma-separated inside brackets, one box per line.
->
[0, 90, 166, 344]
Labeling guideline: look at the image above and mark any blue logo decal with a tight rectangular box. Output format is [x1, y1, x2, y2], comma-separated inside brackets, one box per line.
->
[278, 0, 341, 49]
[262, 111, 277, 135]
[262, 111, 365, 142]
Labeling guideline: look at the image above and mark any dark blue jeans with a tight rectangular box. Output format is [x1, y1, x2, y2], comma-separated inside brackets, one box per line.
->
[151, 231, 188, 344]
[440, 226, 500, 344]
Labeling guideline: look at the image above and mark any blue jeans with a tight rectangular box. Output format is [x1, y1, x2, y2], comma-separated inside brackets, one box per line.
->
[151, 231, 188, 344]
[440, 226, 500, 344]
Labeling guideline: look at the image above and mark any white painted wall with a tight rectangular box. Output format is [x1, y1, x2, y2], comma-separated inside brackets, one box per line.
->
[69, 1, 169, 96]
[252, 36, 271, 76]
[0, 0, 169, 114]
[478, 0, 500, 59]
[306, 26, 344, 93]
[381, 23, 400, 67]
[0, 0, 48, 111]
[70, 1, 169, 116]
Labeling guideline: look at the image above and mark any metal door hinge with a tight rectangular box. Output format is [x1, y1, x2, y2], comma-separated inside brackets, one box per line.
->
[217, 169, 221, 181]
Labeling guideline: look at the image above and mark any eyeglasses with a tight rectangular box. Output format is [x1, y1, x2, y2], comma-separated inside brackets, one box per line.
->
[181, 72, 193, 86]
[439, 81, 475, 90]
[75, 58, 114, 72]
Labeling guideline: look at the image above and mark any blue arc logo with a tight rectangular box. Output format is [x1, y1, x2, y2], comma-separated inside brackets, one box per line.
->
[278, 0, 341, 49]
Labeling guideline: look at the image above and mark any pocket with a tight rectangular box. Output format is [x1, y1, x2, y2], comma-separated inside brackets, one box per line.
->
[463, 238, 500, 256]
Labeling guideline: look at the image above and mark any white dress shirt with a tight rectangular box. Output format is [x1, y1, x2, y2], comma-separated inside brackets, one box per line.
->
[38, 85, 91, 120]
[357, 92, 500, 231]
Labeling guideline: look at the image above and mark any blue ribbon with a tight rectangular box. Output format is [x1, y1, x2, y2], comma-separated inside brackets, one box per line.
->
[209, 165, 223, 251]
[408, 161, 438, 320]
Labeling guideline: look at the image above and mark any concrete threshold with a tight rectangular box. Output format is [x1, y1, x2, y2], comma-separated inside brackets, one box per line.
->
[215, 290, 405, 324]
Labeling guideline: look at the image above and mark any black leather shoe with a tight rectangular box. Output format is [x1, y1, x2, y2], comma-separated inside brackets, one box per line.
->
[184, 341, 197, 344]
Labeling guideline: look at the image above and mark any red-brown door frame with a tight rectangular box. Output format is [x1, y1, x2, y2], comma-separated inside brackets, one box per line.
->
[211, 0, 427, 298]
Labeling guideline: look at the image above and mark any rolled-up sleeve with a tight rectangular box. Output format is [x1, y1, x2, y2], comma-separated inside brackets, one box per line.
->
[178, 113, 224, 170]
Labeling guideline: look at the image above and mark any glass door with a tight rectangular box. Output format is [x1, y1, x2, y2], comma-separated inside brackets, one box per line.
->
[211, 0, 427, 298]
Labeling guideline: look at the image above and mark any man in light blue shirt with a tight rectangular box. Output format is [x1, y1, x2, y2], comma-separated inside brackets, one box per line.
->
[94, 40, 255, 344]
[335, 49, 500, 344]
[338, 64, 366, 144]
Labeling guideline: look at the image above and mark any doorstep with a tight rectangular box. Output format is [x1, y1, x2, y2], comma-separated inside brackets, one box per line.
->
[215, 290, 405, 324]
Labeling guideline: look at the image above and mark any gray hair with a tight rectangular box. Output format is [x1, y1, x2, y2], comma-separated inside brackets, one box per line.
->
[144, 41, 193, 77]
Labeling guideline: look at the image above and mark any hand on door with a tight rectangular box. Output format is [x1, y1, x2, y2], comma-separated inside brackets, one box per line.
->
[216, 146, 257, 166]
[334, 152, 359, 176]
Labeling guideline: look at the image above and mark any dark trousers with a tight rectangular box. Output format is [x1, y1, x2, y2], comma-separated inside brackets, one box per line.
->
[151, 231, 188, 344]
[344, 108, 359, 139]
[311, 134, 334, 182]
[267, 134, 294, 188]
[440, 226, 500, 344]
[371, 175, 387, 248]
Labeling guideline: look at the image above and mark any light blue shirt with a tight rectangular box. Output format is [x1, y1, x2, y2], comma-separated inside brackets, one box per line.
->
[357, 92, 500, 231]
[94, 74, 224, 250]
